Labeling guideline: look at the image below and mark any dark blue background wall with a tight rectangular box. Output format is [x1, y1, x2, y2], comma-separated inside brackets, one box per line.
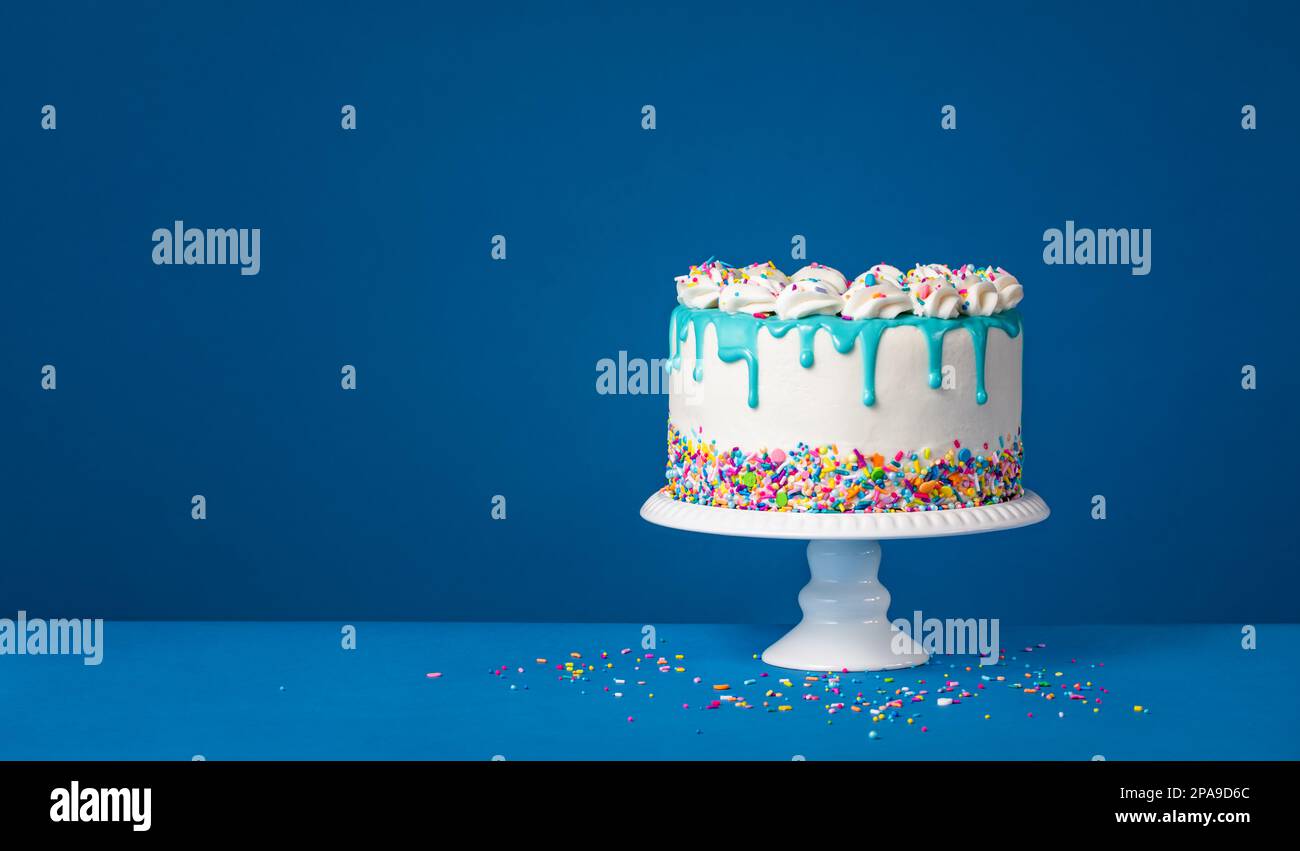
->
[2, 1, 1295, 623]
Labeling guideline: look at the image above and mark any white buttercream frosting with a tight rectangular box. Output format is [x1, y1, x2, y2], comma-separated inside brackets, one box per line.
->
[953, 264, 1000, 316]
[677, 260, 1022, 318]
[675, 261, 731, 309]
[775, 264, 848, 319]
[719, 262, 789, 315]
[843, 264, 911, 319]
[904, 264, 963, 319]
[983, 266, 1023, 311]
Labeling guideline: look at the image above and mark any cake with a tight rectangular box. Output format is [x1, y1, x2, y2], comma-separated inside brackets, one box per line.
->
[663, 259, 1025, 513]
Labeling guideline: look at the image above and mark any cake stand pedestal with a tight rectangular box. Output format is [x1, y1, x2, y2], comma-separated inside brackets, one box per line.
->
[640, 491, 1049, 672]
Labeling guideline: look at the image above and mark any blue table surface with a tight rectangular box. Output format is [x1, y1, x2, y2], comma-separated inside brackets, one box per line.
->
[3, 622, 1295, 760]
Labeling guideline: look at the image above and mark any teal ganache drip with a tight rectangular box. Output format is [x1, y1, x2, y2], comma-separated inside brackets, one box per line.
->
[669, 305, 1021, 409]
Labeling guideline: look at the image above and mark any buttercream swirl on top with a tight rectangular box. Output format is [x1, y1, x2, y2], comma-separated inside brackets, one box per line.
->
[953, 264, 1000, 316]
[674, 260, 1023, 318]
[775, 263, 848, 319]
[719, 261, 789, 315]
[843, 264, 910, 319]
[904, 264, 963, 319]
[674, 260, 731, 309]
[982, 266, 1023, 311]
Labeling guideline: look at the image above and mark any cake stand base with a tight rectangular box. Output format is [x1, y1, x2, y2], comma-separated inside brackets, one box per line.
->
[760, 539, 929, 672]
[640, 490, 1050, 672]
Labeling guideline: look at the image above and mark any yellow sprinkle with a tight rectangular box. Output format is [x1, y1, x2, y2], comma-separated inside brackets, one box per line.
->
[1133, 705, 1143, 712]
[984, 714, 990, 720]
[778, 705, 792, 712]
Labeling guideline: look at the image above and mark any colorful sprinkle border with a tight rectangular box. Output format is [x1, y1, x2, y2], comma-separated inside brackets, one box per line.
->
[663, 421, 1023, 513]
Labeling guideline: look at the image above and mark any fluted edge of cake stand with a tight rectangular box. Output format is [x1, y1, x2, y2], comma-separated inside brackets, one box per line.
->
[639, 489, 1049, 540]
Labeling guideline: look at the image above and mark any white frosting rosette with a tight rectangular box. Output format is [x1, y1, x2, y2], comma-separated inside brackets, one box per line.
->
[904, 264, 963, 319]
[673, 258, 1022, 318]
[843, 264, 911, 319]
[674, 261, 731, 309]
[982, 266, 1023, 311]
[719, 261, 789, 315]
[774, 263, 848, 319]
[953, 264, 1000, 316]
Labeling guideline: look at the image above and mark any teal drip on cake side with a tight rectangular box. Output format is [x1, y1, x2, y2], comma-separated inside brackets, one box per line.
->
[669, 306, 1022, 409]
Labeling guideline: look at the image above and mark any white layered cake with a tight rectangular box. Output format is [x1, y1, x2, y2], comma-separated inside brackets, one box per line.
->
[663, 260, 1025, 513]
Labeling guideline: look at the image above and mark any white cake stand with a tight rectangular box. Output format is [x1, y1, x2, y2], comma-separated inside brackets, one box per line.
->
[640, 491, 1050, 672]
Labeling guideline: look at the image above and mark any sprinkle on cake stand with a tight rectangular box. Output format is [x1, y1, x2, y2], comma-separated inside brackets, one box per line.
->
[639, 491, 1050, 672]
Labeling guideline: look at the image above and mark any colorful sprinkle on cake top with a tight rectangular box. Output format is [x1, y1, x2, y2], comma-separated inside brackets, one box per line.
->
[675, 260, 1023, 320]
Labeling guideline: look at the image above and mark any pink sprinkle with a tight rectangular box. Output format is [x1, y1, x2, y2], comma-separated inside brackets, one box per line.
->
[426, 672, 442, 678]
[627, 716, 634, 723]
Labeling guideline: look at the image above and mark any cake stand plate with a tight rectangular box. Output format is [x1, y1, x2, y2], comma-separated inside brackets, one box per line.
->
[640, 490, 1049, 672]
